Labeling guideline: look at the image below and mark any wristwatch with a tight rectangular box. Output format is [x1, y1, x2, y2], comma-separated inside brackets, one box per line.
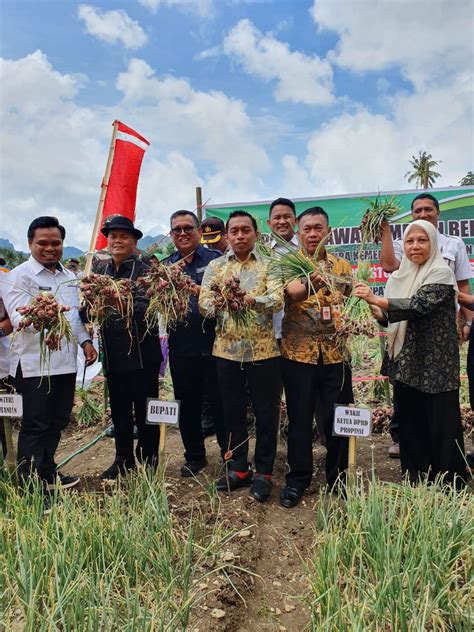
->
[0, 327, 4, 338]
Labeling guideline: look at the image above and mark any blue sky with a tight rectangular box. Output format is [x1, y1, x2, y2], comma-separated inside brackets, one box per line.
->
[1, 0, 472, 249]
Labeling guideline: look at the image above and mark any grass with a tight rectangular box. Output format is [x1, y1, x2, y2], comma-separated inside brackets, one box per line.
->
[0, 468, 251, 631]
[302, 478, 473, 631]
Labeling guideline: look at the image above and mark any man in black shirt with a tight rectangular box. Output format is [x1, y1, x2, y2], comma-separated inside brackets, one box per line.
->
[94, 216, 163, 480]
[163, 210, 225, 476]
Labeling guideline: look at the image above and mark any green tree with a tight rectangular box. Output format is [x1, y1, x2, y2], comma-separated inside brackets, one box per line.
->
[459, 171, 474, 186]
[404, 151, 442, 189]
[0, 247, 28, 269]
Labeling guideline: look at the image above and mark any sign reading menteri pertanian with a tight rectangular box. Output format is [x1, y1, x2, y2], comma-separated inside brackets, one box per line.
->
[0, 394, 23, 417]
[146, 399, 180, 426]
[333, 405, 371, 437]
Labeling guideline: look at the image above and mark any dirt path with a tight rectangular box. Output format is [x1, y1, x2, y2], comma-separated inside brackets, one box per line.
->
[44, 423, 401, 631]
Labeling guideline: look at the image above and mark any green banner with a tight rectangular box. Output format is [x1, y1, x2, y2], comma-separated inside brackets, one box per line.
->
[206, 186, 474, 291]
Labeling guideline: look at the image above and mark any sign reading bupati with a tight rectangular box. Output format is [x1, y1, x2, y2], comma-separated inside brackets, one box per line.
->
[0, 394, 23, 417]
[146, 399, 180, 426]
[333, 405, 371, 437]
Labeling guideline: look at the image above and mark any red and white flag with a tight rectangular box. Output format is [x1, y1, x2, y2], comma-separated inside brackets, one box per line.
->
[95, 121, 150, 251]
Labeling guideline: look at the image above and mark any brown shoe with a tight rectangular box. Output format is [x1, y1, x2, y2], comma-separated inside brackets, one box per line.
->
[388, 443, 400, 458]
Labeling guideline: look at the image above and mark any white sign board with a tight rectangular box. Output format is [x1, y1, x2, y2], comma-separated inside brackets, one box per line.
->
[333, 405, 371, 437]
[0, 394, 23, 417]
[147, 399, 180, 426]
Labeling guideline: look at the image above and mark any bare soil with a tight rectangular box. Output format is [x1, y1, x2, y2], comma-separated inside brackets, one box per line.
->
[48, 421, 404, 632]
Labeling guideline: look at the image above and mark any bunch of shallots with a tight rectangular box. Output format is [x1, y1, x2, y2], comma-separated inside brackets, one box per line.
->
[359, 194, 402, 246]
[80, 274, 133, 328]
[16, 292, 73, 357]
[137, 262, 193, 331]
[209, 276, 255, 332]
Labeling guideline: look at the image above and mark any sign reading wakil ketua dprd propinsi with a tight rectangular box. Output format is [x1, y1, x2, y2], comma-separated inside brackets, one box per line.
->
[333, 404, 371, 437]
[0, 394, 23, 417]
[146, 399, 180, 426]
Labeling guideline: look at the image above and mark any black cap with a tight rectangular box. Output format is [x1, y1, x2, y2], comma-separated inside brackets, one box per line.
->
[201, 216, 225, 243]
[101, 215, 143, 240]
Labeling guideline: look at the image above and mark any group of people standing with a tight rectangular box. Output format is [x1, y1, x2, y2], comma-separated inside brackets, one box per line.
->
[0, 192, 471, 507]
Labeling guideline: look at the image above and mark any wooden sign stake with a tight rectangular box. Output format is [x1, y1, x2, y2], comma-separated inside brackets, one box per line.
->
[348, 435, 357, 488]
[159, 423, 167, 458]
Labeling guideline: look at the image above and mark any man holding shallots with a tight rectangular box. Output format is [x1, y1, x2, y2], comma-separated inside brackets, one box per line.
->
[3, 216, 97, 490]
[279, 207, 353, 508]
[199, 210, 284, 502]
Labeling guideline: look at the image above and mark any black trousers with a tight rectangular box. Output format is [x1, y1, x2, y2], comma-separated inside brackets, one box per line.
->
[14, 365, 76, 481]
[107, 369, 160, 466]
[388, 387, 400, 444]
[216, 356, 281, 475]
[282, 359, 353, 489]
[169, 354, 226, 461]
[396, 382, 466, 488]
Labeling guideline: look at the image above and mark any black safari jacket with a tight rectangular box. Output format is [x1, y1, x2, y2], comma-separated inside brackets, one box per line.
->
[94, 255, 163, 374]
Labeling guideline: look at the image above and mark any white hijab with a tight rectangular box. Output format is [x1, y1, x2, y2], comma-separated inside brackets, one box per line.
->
[385, 219, 457, 359]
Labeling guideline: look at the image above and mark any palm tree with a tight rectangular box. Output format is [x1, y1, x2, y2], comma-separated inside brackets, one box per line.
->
[459, 171, 474, 186]
[404, 151, 442, 189]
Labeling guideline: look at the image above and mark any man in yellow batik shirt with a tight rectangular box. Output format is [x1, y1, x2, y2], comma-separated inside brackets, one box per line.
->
[280, 207, 354, 508]
[199, 210, 283, 503]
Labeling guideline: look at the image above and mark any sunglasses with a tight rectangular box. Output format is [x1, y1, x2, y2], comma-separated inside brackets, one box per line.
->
[170, 226, 196, 235]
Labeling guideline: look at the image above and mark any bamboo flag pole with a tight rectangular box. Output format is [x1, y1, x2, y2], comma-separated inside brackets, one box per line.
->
[84, 121, 120, 276]
[196, 186, 203, 223]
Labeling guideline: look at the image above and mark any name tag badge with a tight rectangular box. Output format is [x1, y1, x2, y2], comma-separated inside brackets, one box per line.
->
[321, 306, 332, 323]
[38, 286, 52, 291]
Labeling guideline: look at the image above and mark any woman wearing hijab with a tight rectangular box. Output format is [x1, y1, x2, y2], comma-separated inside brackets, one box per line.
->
[354, 219, 466, 488]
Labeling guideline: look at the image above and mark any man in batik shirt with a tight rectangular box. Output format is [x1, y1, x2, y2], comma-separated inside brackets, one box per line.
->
[199, 210, 283, 503]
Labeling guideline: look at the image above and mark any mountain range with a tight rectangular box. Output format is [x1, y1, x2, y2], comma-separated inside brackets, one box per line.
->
[0, 235, 170, 259]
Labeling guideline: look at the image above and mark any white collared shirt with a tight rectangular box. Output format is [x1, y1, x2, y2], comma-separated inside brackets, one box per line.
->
[2, 256, 90, 378]
[394, 232, 472, 281]
[271, 234, 299, 339]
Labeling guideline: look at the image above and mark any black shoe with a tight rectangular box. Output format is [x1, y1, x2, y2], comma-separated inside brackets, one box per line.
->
[279, 486, 304, 508]
[216, 469, 253, 492]
[180, 457, 208, 477]
[100, 461, 135, 480]
[250, 474, 272, 502]
[45, 473, 80, 491]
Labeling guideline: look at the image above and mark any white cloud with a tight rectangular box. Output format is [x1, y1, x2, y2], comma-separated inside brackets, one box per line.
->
[281, 71, 473, 196]
[222, 19, 334, 105]
[0, 51, 271, 250]
[311, 0, 473, 89]
[115, 57, 271, 191]
[137, 0, 214, 17]
[78, 4, 147, 49]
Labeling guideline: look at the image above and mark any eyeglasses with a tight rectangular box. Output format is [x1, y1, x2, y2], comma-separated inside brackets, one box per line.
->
[170, 226, 196, 235]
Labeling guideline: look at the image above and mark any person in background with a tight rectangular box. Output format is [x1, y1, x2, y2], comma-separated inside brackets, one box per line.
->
[280, 207, 353, 508]
[380, 192, 472, 458]
[200, 216, 227, 438]
[199, 210, 283, 503]
[457, 291, 474, 469]
[3, 216, 97, 489]
[0, 270, 13, 458]
[164, 210, 226, 477]
[65, 257, 81, 276]
[355, 219, 466, 488]
[266, 198, 299, 341]
[93, 216, 163, 480]
[201, 216, 229, 254]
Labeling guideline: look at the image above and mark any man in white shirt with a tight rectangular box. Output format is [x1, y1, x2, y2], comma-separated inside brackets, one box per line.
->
[267, 197, 299, 340]
[380, 192, 472, 456]
[3, 216, 97, 488]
